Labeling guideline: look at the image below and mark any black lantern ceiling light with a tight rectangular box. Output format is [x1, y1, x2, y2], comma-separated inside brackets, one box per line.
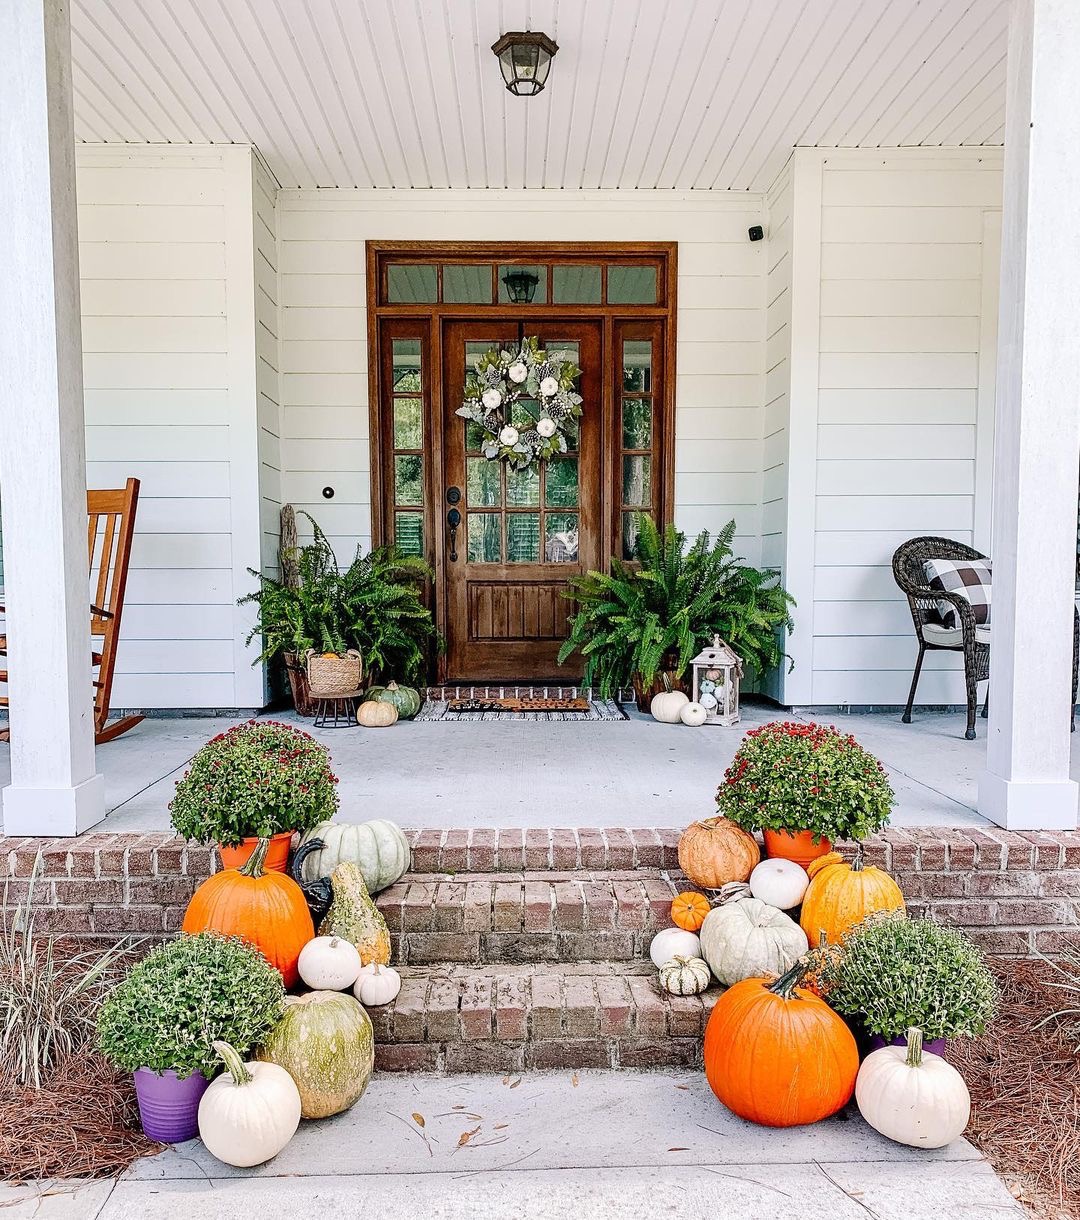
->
[491, 32, 559, 96]
[501, 270, 540, 304]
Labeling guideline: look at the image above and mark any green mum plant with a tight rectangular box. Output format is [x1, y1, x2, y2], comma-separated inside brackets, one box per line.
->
[824, 913, 998, 1042]
[98, 933, 285, 1080]
[169, 720, 338, 846]
[716, 720, 895, 842]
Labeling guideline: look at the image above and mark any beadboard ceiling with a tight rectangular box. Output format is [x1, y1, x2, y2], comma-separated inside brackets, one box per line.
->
[70, 0, 1008, 192]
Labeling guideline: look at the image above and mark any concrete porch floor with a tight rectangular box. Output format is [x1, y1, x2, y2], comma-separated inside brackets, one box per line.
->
[5, 700, 1073, 834]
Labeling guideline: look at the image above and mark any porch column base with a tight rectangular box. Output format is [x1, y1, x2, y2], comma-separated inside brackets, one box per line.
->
[977, 771, 1078, 831]
[2, 774, 105, 838]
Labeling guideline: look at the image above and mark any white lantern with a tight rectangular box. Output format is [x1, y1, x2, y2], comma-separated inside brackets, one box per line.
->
[690, 635, 742, 726]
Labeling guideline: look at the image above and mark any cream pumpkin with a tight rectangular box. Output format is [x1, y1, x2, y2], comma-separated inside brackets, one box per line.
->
[648, 926, 702, 969]
[748, 858, 809, 910]
[297, 935, 363, 992]
[650, 689, 689, 723]
[198, 1041, 301, 1168]
[356, 699, 398, 728]
[354, 962, 402, 1006]
[679, 701, 708, 727]
[699, 892, 808, 987]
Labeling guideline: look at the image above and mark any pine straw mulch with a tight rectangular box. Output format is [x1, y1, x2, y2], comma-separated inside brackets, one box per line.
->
[947, 957, 1080, 1220]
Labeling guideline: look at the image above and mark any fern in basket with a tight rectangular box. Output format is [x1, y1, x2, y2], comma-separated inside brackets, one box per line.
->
[557, 515, 794, 698]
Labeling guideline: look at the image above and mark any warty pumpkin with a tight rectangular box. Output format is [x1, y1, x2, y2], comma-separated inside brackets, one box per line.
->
[183, 837, 314, 988]
[670, 890, 711, 932]
[703, 959, 859, 1128]
[677, 816, 760, 889]
[799, 843, 905, 944]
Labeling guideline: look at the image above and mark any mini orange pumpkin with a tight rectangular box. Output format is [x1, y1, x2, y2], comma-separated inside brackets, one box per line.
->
[183, 837, 314, 988]
[799, 844, 905, 945]
[703, 959, 858, 1127]
[670, 890, 711, 932]
[677, 817, 760, 889]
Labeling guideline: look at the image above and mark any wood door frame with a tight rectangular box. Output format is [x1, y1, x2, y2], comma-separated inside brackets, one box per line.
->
[366, 241, 678, 681]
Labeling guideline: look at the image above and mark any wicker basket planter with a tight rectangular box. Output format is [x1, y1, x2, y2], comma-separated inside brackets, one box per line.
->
[305, 648, 363, 697]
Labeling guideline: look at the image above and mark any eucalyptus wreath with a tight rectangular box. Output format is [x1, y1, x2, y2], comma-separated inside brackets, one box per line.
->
[456, 335, 583, 470]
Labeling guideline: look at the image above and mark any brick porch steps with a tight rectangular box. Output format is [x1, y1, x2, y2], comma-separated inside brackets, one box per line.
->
[369, 962, 718, 1074]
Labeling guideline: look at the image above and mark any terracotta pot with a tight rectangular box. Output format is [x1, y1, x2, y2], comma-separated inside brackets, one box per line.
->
[283, 652, 315, 716]
[133, 1067, 209, 1143]
[763, 828, 833, 869]
[632, 655, 688, 712]
[218, 831, 293, 873]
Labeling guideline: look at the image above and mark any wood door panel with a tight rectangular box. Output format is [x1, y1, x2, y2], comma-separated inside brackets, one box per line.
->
[467, 581, 571, 642]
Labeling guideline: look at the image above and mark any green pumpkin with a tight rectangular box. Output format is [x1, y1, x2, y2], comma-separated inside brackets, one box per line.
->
[364, 681, 421, 720]
[298, 819, 410, 895]
[257, 991, 373, 1119]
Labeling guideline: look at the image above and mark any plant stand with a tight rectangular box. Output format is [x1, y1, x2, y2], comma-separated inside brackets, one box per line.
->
[312, 689, 364, 728]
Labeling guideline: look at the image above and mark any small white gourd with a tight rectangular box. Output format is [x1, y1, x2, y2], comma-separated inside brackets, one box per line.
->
[748, 858, 809, 910]
[856, 1027, 970, 1148]
[648, 926, 702, 968]
[650, 689, 689, 724]
[297, 935, 363, 991]
[698, 691, 718, 711]
[353, 962, 402, 1006]
[698, 887, 808, 986]
[198, 1041, 301, 1168]
[657, 955, 711, 996]
[680, 701, 708, 727]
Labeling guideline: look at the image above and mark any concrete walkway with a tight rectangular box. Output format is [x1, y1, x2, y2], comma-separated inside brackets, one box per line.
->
[0, 1070, 1021, 1219]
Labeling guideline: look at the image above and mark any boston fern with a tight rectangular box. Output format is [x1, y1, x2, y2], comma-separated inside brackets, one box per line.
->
[558, 515, 794, 697]
[240, 514, 441, 683]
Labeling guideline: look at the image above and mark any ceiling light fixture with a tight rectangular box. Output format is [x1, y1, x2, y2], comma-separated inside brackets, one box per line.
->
[491, 31, 559, 97]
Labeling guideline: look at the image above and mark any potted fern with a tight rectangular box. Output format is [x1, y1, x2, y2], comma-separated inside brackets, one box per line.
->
[558, 515, 794, 710]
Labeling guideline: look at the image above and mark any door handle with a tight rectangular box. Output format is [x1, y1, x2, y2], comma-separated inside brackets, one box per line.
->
[447, 507, 461, 562]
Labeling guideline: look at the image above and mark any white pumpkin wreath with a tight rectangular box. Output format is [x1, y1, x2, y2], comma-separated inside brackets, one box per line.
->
[456, 336, 583, 470]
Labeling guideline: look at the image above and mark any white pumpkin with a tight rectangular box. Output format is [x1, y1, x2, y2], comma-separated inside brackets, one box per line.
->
[698, 893, 808, 986]
[198, 1041, 301, 1168]
[856, 1027, 970, 1149]
[679, 702, 708, 727]
[298, 935, 363, 992]
[353, 962, 402, 1006]
[698, 691, 718, 711]
[650, 689, 689, 724]
[657, 955, 711, 996]
[749, 858, 809, 910]
[298, 819, 411, 895]
[648, 926, 701, 968]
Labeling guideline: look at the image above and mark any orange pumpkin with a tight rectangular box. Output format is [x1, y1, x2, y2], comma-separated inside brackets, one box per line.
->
[670, 890, 711, 932]
[799, 844, 905, 945]
[677, 817, 760, 889]
[183, 837, 314, 988]
[703, 959, 858, 1127]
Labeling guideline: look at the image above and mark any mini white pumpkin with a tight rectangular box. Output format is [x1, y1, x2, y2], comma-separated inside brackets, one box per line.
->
[650, 689, 689, 724]
[508, 361, 528, 383]
[539, 376, 559, 396]
[749, 858, 809, 911]
[482, 388, 503, 410]
[698, 691, 718, 711]
[658, 955, 711, 996]
[699, 679, 716, 694]
[499, 424, 520, 446]
[298, 935, 363, 992]
[198, 1041, 301, 1168]
[648, 926, 701, 968]
[536, 416, 557, 438]
[679, 701, 708, 727]
[698, 889, 808, 986]
[856, 1027, 970, 1148]
[354, 962, 402, 1006]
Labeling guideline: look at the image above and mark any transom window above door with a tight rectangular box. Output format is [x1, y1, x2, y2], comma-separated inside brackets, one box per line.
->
[380, 260, 663, 307]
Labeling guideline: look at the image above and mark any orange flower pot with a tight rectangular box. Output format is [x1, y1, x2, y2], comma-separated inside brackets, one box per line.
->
[218, 831, 293, 873]
[763, 828, 832, 870]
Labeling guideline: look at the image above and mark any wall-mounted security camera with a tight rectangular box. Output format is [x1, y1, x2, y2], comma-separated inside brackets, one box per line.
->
[748, 225, 764, 242]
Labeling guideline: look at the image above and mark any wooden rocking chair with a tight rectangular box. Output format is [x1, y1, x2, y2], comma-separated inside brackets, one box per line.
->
[0, 478, 143, 745]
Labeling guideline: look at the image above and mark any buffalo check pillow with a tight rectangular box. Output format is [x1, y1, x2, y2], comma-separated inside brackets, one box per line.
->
[922, 558, 992, 628]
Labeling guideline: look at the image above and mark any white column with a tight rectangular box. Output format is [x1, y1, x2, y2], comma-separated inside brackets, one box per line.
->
[0, 0, 104, 835]
[978, 0, 1080, 830]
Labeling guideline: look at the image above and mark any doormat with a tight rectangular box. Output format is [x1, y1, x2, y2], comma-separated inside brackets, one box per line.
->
[416, 686, 628, 722]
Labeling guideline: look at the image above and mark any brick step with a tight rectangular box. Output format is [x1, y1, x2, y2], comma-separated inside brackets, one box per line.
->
[376, 871, 683, 966]
[369, 961, 718, 1074]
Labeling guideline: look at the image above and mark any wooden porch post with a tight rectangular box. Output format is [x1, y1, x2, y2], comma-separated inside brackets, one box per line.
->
[0, 0, 104, 835]
[978, 0, 1080, 829]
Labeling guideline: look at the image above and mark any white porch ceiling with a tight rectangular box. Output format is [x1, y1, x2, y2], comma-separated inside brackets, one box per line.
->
[70, 0, 1008, 192]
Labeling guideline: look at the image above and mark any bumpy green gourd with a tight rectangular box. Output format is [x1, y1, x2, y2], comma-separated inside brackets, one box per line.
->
[318, 862, 391, 966]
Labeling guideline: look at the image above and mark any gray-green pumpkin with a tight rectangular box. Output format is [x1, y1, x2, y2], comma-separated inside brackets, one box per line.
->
[298, 819, 410, 895]
[257, 991, 373, 1119]
[364, 682, 421, 720]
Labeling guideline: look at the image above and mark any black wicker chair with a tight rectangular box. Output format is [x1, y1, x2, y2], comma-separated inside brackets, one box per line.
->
[891, 535, 1079, 740]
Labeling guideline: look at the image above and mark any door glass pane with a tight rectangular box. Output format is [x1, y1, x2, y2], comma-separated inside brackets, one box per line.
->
[443, 264, 493, 303]
[562, 415, 579, 450]
[622, 398, 652, 449]
[623, 455, 652, 506]
[622, 512, 645, 560]
[392, 339, 422, 392]
[465, 420, 487, 451]
[498, 265, 547, 305]
[553, 265, 601, 304]
[608, 265, 658, 304]
[467, 458, 501, 506]
[393, 397, 423, 449]
[623, 340, 653, 392]
[394, 454, 423, 506]
[468, 513, 502, 562]
[507, 466, 540, 506]
[545, 457, 578, 507]
[394, 512, 424, 557]
[545, 514, 579, 563]
[507, 513, 540, 562]
[387, 264, 437, 303]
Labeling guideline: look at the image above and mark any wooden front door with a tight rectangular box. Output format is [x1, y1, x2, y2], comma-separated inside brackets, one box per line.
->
[441, 319, 603, 680]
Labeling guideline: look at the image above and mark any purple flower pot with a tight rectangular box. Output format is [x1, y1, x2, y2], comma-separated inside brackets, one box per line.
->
[867, 1033, 947, 1058]
[133, 1068, 209, 1142]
